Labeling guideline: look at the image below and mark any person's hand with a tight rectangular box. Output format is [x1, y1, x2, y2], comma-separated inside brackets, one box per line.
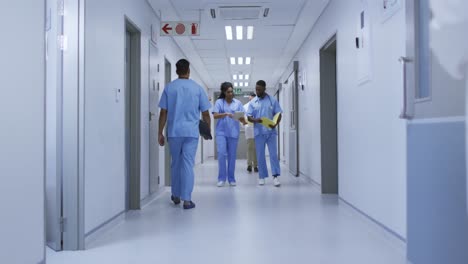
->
[158, 133, 165, 146]
[226, 113, 234, 118]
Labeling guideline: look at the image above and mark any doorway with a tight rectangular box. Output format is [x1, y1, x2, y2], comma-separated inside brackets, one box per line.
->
[319, 35, 338, 194]
[149, 42, 160, 195]
[125, 19, 141, 210]
[164, 58, 172, 186]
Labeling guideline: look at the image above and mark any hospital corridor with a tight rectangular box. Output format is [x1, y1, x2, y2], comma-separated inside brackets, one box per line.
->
[1, 0, 468, 264]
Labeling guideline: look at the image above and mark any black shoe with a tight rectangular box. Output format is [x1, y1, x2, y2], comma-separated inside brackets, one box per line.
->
[183, 201, 196, 210]
[254, 167, 259, 173]
[247, 166, 252, 172]
[171, 195, 181, 205]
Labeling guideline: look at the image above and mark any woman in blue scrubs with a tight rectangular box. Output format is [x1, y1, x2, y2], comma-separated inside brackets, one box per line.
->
[213, 82, 246, 187]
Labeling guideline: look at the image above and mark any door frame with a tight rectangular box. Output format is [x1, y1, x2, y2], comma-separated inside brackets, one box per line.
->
[319, 33, 338, 194]
[148, 41, 160, 195]
[124, 18, 141, 210]
[164, 58, 172, 186]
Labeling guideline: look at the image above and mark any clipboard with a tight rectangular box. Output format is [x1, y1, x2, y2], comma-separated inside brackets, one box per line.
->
[260, 113, 280, 129]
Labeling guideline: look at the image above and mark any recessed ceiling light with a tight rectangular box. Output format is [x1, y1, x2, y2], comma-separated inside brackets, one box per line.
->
[230, 57, 236, 65]
[245, 82, 248, 86]
[245, 74, 249, 80]
[225, 26, 233, 40]
[233, 75, 237, 80]
[240, 82, 244, 87]
[247, 26, 254, 40]
[236, 26, 243, 40]
[239, 75, 244, 80]
[246, 57, 251, 65]
[234, 82, 239, 87]
[238, 57, 243, 65]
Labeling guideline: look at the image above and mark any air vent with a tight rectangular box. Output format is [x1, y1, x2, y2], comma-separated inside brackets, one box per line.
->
[219, 6, 262, 20]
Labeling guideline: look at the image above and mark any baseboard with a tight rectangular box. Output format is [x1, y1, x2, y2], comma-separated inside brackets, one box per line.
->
[84, 211, 126, 249]
[299, 172, 321, 187]
[339, 197, 407, 253]
[84, 190, 168, 249]
[141, 188, 168, 209]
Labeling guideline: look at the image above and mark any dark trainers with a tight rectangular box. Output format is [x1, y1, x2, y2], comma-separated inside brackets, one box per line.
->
[254, 167, 259, 173]
[171, 195, 181, 205]
[183, 201, 196, 210]
[247, 166, 252, 172]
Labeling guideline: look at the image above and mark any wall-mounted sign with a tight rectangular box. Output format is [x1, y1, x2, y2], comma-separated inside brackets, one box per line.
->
[160, 21, 200, 36]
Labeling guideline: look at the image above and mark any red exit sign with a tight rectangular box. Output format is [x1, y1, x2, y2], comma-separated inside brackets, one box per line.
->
[160, 22, 200, 36]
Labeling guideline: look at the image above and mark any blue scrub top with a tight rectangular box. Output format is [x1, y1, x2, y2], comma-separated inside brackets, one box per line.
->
[212, 98, 244, 138]
[247, 94, 283, 137]
[159, 78, 211, 138]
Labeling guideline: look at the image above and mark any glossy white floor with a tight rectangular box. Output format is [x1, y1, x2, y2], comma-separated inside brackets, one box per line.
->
[47, 159, 407, 264]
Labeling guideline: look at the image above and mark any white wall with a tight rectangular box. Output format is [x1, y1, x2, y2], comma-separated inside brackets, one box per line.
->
[283, 0, 407, 238]
[0, 1, 46, 263]
[84, 0, 208, 234]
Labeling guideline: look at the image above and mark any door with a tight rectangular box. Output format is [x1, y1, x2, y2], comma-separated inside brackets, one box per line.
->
[405, 1, 467, 263]
[288, 61, 299, 176]
[164, 58, 172, 186]
[45, 0, 62, 250]
[319, 35, 338, 194]
[149, 43, 160, 194]
[125, 19, 141, 210]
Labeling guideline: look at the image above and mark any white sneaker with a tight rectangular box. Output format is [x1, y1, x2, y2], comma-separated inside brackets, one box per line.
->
[273, 177, 281, 187]
[258, 178, 265, 186]
[217, 181, 225, 187]
[229, 181, 237, 186]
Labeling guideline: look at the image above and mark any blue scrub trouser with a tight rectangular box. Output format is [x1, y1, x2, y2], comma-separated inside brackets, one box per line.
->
[255, 134, 281, 179]
[216, 136, 239, 183]
[168, 137, 199, 201]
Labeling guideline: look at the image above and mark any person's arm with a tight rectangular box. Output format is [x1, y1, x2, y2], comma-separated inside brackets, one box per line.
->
[248, 116, 262, 123]
[247, 101, 262, 123]
[158, 109, 167, 146]
[213, 112, 232, 119]
[201, 110, 211, 131]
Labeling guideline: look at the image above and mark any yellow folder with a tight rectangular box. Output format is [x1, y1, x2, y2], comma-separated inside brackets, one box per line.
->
[260, 113, 280, 129]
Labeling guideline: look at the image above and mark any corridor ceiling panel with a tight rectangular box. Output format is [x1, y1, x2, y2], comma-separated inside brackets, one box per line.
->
[148, 0, 330, 90]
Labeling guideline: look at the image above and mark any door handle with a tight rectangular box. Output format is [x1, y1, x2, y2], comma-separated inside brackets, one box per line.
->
[399, 56, 412, 120]
[149, 111, 156, 121]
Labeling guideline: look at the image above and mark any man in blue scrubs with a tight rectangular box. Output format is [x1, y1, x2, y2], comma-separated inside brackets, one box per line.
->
[247, 80, 283, 187]
[158, 59, 211, 209]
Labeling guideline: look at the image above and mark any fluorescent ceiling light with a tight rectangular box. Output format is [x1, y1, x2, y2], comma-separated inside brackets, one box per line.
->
[247, 26, 254, 40]
[233, 75, 237, 80]
[238, 57, 243, 65]
[234, 82, 239, 87]
[240, 82, 244, 87]
[246, 57, 251, 65]
[236, 26, 243, 40]
[245, 82, 248, 86]
[225, 26, 233, 40]
[245, 74, 249, 80]
[230, 57, 236, 65]
[239, 75, 244, 80]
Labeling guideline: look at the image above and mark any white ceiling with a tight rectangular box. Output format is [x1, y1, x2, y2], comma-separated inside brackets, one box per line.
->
[148, 0, 330, 90]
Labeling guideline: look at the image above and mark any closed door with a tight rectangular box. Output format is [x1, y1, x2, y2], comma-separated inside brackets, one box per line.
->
[149, 43, 159, 194]
[405, 1, 467, 263]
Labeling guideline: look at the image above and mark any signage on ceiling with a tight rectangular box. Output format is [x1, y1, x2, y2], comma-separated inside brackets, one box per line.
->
[160, 22, 200, 36]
